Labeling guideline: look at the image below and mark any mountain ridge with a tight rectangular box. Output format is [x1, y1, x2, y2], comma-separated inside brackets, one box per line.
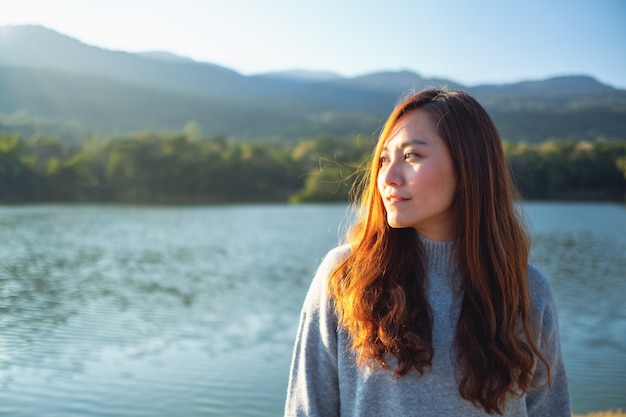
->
[1, 24, 624, 142]
[3, 24, 620, 92]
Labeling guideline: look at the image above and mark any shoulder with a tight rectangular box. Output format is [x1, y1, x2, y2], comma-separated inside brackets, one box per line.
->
[296, 245, 351, 348]
[318, 244, 351, 274]
[308, 244, 351, 293]
[526, 264, 556, 306]
[526, 263, 560, 336]
[303, 244, 351, 309]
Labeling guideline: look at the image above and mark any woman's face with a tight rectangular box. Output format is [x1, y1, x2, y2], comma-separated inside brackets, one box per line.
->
[377, 109, 458, 242]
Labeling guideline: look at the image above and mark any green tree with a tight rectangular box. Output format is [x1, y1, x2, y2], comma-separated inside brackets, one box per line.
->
[0, 134, 37, 201]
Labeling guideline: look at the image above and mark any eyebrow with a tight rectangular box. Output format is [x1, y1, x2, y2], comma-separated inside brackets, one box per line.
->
[402, 139, 429, 147]
[382, 139, 429, 151]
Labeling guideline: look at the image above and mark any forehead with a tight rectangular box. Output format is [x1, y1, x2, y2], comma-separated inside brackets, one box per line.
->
[383, 109, 440, 148]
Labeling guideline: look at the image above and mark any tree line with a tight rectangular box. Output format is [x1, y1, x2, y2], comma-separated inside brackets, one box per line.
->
[0, 132, 624, 204]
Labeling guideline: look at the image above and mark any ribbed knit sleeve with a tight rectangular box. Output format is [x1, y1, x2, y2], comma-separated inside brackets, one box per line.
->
[284, 245, 348, 417]
[524, 264, 572, 417]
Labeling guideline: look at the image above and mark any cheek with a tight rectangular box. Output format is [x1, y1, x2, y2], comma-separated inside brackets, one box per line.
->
[439, 172, 459, 206]
[376, 171, 385, 193]
[431, 155, 457, 190]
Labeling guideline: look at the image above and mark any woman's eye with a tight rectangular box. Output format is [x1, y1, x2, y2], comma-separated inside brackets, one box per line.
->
[379, 155, 389, 165]
[404, 152, 420, 160]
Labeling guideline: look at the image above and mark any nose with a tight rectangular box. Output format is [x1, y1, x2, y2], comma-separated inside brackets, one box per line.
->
[380, 158, 402, 186]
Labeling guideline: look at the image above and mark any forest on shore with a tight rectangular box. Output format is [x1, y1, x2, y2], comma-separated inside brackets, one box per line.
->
[1, 131, 625, 204]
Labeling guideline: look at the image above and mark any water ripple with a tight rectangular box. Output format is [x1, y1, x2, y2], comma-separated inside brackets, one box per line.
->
[0, 203, 623, 415]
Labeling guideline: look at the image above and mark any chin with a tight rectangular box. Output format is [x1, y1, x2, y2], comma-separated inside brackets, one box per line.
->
[386, 217, 410, 229]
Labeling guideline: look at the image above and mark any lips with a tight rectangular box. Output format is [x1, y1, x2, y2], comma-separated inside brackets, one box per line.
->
[385, 193, 409, 203]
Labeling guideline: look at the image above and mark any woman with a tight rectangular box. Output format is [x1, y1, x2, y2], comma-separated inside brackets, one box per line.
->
[284, 90, 571, 416]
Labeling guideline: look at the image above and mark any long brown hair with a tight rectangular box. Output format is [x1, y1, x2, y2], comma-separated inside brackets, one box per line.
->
[328, 89, 549, 414]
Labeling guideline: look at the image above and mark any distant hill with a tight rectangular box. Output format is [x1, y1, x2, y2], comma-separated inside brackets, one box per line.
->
[255, 69, 344, 82]
[134, 51, 197, 63]
[1, 24, 625, 142]
[472, 75, 616, 95]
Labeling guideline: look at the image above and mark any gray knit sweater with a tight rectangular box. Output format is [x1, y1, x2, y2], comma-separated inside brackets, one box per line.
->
[284, 236, 571, 416]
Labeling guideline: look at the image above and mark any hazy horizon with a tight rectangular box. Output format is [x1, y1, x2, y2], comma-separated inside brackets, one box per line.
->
[1, 0, 625, 89]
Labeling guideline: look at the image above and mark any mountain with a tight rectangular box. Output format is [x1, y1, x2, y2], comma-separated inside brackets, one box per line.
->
[1, 24, 625, 142]
[472, 75, 615, 95]
[135, 51, 198, 64]
[255, 69, 344, 82]
[0, 25, 247, 97]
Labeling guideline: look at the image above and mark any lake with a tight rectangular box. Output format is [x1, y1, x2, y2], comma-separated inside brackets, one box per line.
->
[0, 202, 624, 416]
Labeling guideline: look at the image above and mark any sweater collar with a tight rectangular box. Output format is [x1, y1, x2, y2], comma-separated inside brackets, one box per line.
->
[417, 234, 454, 275]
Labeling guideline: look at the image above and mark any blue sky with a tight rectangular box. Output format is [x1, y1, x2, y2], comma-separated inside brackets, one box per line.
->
[2, 0, 625, 88]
